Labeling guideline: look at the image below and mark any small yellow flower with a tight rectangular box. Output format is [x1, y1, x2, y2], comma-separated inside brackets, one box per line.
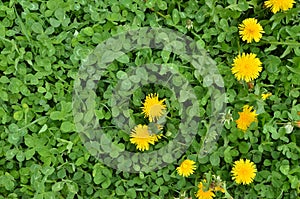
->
[239, 18, 264, 43]
[236, 105, 258, 132]
[196, 182, 215, 199]
[141, 93, 166, 122]
[176, 159, 196, 177]
[264, 0, 295, 13]
[231, 159, 257, 185]
[261, 93, 272, 100]
[130, 124, 155, 151]
[214, 185, 225, 193]
[231, 53, 262, 82]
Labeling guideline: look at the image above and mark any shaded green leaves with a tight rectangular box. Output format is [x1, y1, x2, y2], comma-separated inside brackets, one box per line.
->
[31, 22, 43, 34]
[60, 121, 75, 133]
[0, 173, 15, 191]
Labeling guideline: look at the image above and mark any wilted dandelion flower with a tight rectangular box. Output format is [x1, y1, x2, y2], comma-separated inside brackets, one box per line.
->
[196, 181, 215, 199]
[214, 185, 225, 193]
[211, 175, 225, 193]
[231, 159, 257, 185]
[265, 0, 295, 13]
[176, 159, 196, 177]
[231, 53, 262, 82]
[130, 124, 155, 151]
[261, 93, 272, 100]
[239, 18, 264, 43]
[220, 109, 233, 125]
[236, 105, 258, 131]
[186, 19, 194, 30]
[141, 93, 166, 122]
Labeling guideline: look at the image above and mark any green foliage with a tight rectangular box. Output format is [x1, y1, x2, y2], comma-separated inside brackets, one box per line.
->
[0, 0, 299, 198]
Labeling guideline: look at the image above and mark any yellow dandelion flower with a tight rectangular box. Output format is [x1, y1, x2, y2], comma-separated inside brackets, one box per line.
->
[264, 0, 295, 13]
[141, 93, 166, 122]
[214, 186, 225, 193]
[231, 53, 262, 82]
[280, 0, 295, 11]
[236, 105, 258, 132]
[148, 123, 163, 142]
[130, 124, 155, 151]
[176, 159, 196, 177]
[265, 0, 281, 13]
[231, 159, 257, 185]
[239, 18, 264, 43]
[196, 182, 215, 199]
[261, 93, 272, 100]
[152, 133, 163, 142]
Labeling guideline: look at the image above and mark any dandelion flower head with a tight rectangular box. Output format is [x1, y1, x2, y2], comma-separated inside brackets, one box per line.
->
[265, 0, 295, 13]
[261, 93, 272, 100]
[231, 159, 257, 185]
[236, 105, 258, 131]
[196, 181, 215, 199]
[141, 93, 166, 122]
[239, 18, 264, 43]
[130, 124, 155, 151]
[176, 159, 196, 177]
[231, 53, 262, 82]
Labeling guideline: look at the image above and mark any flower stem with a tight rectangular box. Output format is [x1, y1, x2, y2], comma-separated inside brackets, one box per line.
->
[18, 117, 46, 131]
[149, 8, 169, 19]
[261, 40, 300, 46]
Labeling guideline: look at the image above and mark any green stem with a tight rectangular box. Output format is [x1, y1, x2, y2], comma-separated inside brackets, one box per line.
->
[24, 110, 28, 125]
[14, 7, 32, 44]
[100, 103, 111, 113]
[0, 36, 13, 43]
[261, 40, 300, 46]
[156, 11, 168, 19]
[18, 117, 46, 131]
[177, 1, 181, 12]
[149, 8, 168, 19]
[275, 122, 288, 125]
[191, 30, 201, 39]
[223, 182, 234, 199]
